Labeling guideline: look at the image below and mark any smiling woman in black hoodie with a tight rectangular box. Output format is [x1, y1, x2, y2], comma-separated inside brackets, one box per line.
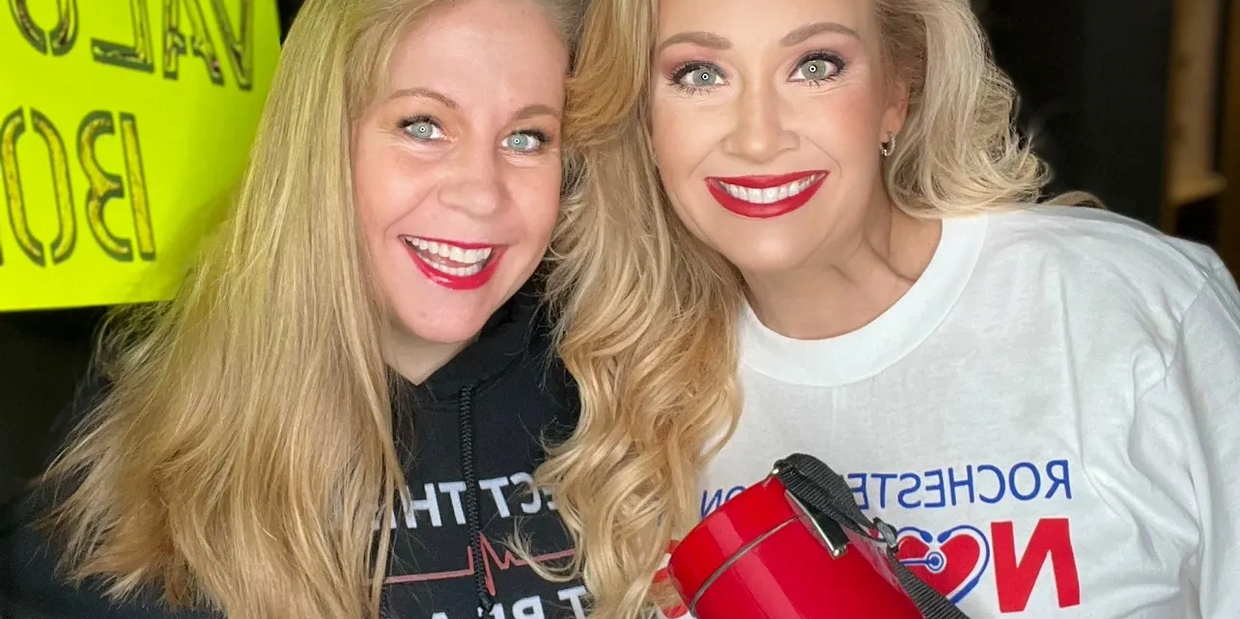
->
[0, 0, 586, 617]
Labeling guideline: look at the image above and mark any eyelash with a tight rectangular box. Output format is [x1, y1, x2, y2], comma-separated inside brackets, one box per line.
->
[668, 61, 723, 95]
[505, 129, 554, 154]
[399, 115, 443, 140]
[667, 50, 848, 94]
[397, 116, 555, 153]
[792, 51, 846, 87]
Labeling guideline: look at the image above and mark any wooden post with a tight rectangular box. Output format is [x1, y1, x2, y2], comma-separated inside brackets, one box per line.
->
[1219, 0, 1240, 274]
[1163, 0, 1229, 233]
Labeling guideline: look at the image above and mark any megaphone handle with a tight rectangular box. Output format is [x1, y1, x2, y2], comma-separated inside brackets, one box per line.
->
[774, 454, 973, 619]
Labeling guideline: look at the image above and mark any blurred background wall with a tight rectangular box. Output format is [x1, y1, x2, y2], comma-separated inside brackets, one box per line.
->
[3, 0, 1238, 503]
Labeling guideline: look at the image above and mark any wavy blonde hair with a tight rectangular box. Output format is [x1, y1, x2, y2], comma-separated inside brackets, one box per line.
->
[37, 1, 582, 618]
[538, 0, 1068, 617]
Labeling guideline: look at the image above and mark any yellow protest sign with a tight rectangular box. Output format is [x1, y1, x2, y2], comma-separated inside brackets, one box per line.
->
[0, 0, 280, 311]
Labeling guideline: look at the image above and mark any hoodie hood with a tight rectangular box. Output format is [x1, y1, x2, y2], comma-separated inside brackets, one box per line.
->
[396, 281, 543, 406]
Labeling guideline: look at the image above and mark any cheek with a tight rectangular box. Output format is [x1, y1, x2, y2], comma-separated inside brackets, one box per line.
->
[351, 178, 388, 266]
[353, 140, 426, 232]
[649, 98, 703, 177]
[805, 86, 887, 155]
[352, 133, 395, 230]
[511, 166, 563, 241]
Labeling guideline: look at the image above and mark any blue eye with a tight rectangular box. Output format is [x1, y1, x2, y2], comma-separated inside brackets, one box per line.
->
[502, 131, 546, 153]
[402, 117, 444, 141]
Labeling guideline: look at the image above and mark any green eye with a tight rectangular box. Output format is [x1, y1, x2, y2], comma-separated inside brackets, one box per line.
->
[803, 60, 830, 77]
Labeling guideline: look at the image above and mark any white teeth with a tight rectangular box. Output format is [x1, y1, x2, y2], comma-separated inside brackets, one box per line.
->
[401, 237, 494, 274]
[426, 263, 484, 277]
[718, 174, 822, 205]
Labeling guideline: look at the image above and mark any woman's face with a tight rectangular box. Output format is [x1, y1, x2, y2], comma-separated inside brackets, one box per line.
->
[649, 0, 907, 277]
[353, 0, 566, 345]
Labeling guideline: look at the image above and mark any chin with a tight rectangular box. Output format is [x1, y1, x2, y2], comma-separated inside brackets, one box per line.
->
[378, 245, 541, 344]
[704, 233, 813, 276]
[397, 307, 493, 346]
[724, 253, 807, 276]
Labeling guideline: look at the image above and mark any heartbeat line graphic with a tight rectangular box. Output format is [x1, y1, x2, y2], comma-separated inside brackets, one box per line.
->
[384, 534, 575, 596]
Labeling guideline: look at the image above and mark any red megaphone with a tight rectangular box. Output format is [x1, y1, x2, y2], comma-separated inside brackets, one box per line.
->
[666, 457, 969, 619]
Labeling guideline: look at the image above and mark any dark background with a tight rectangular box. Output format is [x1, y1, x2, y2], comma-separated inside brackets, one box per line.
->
[1, 0, 1232, 503]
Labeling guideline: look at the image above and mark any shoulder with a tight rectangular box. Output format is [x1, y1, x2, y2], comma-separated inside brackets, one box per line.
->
[507, 287, 580, 440]
[529, 311, 581, 442]
[45, 367, 113, 458]
[974, 204, 1226, 317]
[950, 205, 1235, 385]
[1, 488, 213, 619]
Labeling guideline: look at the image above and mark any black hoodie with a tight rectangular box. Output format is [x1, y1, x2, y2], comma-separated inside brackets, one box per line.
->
[0, 283, 586, 619]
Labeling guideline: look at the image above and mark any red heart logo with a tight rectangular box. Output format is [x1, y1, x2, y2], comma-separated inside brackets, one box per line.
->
[896, 525, 990, 603]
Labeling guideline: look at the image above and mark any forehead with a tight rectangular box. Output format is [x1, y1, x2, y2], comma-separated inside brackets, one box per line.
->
[657, 0, 878, 40]
[384, 0, 568, 96]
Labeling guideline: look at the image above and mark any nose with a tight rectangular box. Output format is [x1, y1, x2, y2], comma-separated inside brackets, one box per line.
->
[721, 81, 797, 164]
[437, 141, 505, 218]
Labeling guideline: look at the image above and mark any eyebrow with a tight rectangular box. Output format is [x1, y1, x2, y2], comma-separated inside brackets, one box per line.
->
[780, 21, 860, 46]
[386, 89, 557, 121]
[656, 31, 732, 53]
[512, 104, 560, 122]
[387, 87, 458, 108]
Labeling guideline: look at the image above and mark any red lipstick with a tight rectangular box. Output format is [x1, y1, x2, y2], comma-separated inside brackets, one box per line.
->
[401, 236, 505, 291]
[705, 170, 828, 219]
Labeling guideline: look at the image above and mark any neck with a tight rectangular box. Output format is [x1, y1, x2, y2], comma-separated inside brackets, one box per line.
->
[743, 191, 941, 340]
[385, 323, 474, 384]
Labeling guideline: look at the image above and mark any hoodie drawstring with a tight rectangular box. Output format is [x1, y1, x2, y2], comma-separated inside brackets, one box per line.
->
[458, 385, 495, 616]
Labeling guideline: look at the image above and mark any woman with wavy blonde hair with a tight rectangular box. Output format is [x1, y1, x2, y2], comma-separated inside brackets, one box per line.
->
[0, 0, 588, 617]
[539, 0, 1240, 617]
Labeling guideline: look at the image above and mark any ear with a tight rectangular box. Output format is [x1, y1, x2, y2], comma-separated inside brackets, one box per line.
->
[882, 74, 911, 140]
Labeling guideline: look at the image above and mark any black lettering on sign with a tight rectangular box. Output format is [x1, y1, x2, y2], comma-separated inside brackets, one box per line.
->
[119, 113, 155, 260]
[92, 0, 155, 73]
[78, 111, 156, 262]
[0, 108, 155, 267]
[14, 0, 255, 89]
[163, 0, 224, 85]
[9, 0, 80, 56]
[208, 0, 254, 90]
[78, 111, 127, 261]
[0, 108, 76, 267]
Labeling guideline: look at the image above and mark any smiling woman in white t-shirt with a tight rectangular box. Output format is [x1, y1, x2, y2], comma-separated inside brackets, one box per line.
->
[530, 0, 1240, 617]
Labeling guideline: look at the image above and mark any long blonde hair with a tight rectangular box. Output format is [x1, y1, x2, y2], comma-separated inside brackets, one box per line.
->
[38, 1, 582, 617]
[539, 0, 1055, 617]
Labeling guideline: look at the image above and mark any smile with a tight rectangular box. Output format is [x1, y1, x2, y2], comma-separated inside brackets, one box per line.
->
[705, 171, 828, 219]
[400, 235, 503, 290]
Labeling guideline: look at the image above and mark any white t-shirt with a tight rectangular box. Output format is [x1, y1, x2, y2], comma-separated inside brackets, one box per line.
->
[659, 206, 1240, 619]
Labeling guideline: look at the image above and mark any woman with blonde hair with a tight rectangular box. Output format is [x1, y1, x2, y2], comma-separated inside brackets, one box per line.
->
[540, 0, 1240, 617]
[0, 0, 588, 617]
